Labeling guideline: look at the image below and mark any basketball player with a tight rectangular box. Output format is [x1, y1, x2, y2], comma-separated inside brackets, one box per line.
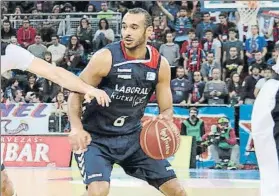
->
[68, 8, 187, 196]
[1, 44, 111, 196]
[251, 43, 279, 196]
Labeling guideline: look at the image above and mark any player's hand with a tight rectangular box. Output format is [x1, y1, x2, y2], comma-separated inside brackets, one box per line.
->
[68, 129, 92, 153]
[84, 87, 111, 107]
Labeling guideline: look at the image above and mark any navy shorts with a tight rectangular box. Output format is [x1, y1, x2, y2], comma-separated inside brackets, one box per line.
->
[74, 131, 176, 189]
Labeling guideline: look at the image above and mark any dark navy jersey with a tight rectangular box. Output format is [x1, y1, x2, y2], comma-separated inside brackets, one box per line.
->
[82, 41, 161, 135]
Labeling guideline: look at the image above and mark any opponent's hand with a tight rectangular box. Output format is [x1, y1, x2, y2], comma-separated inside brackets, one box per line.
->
[84, 87, 111, 107]
[68, 129, 92, 153]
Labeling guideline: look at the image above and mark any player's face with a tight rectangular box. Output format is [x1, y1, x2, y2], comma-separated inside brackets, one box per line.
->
[176, 68, 185, 78]
[121, 13, 152, 50]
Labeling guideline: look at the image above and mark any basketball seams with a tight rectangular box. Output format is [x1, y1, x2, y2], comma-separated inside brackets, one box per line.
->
[143, 120, 154, 159]
[155, 120, 164, 159]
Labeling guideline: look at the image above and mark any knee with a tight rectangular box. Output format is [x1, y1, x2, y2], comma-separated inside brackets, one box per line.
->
[87, 181, 109, 196]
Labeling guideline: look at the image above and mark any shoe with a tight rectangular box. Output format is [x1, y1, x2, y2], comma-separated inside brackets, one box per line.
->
[227, 161, 237, 170]
[214, 163, 223, 169]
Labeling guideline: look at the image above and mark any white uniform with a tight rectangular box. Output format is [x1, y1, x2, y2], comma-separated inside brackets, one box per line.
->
[1, 44, 34, 75]
[251, 57, 279, 196]
[1, 44, 34, 170]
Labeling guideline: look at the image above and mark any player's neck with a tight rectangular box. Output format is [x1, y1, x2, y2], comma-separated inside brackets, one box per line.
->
[125, 45, 147, 59]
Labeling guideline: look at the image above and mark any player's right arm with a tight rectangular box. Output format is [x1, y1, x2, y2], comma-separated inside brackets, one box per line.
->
[68, 49, 112, 152]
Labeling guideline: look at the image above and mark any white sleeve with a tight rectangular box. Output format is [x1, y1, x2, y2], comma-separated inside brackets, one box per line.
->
[251, 79, 279, 196]
[5, 44, 35, 71]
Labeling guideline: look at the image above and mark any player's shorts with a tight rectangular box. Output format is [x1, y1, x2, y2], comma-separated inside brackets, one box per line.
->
[74, 130, 176, 189]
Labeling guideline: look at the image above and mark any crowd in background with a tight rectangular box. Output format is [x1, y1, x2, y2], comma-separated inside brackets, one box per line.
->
[1, 1, 279, 109]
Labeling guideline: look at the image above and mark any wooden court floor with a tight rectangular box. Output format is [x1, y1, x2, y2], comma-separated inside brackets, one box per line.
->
[6, 167, 260, 196]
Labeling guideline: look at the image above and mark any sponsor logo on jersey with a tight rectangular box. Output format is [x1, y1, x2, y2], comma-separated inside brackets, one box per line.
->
[117, 68, 132, 73]
[146, 72, 156, 81]
[132, 96, 147, 107]
[117, 75, 132, 80]
[88, 173, 103, 179]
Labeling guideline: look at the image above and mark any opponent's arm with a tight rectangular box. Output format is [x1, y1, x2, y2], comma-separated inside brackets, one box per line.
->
[28, 58, 94, 94]
[68, 49, 112, 130]
[156, 56, 173, 121]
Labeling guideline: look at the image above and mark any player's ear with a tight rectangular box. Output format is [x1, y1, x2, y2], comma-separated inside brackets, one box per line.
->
[146, 26, 153, 38]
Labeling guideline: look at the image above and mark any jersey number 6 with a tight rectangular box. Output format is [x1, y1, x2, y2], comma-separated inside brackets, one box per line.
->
[113, 116, 128, 127]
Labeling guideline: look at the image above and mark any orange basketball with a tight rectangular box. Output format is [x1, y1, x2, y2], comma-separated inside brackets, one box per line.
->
[140, 119, 180, 160]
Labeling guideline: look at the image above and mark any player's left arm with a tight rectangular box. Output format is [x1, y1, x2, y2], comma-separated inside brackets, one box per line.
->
[156, 56, 173, 121]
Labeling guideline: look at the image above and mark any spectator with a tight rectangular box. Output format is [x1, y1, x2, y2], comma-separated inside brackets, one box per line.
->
[93, 18, 114, 51]
[10, 6, 23, 20]
[158, 4, 193, 43]
[27, 34, 47, 59]
[240, 66, 263, 104]
[216, 12, 236, 42]
[29, 92, 43, 103]
[97, 2, 114, 19]
[204, 68, 228, 104]
[180, 29, 202, 60]
[245, 25, 267, 64]
[273, 17, 279, 44]
[40, 21, 56, 47]
[159, 32, 180, 67]
[42, 79, 61, 103]
[202, 29, 222, 64]
[184, 38, 206, 81]
[223, 46, 244, 80]
[195, 12, 217, 40]
[64, 35, 84, 70]
[254, 67, 273, 98]
[258, 14, 274, 52]
[200, 51, 221, 82]
[181, 107, 205, 157]
[157, 1, 180, 31]
[23, 73, 40, 95]
[227, 72, 242, 105]
[222, 28, 244, 63]
[153, 16, 167, 43]
[77, 18, 93, 53]
[4, 78, 21, 101]
[1, 89, 7, 103]
[190, 71, 206, 104]
[148, 31, 163, 51]
[17, 19, 36, 49]
[47, 35, 66, 66]
[48, 5, 62, 32]
[267, 49, 278, 66]
[43, 51, 56, 67]
[9, 89, 25, 103]
[249, 50, 268, 75]
[86, 4, 97, 13]
[1, 20, 16, 50]
[202, 117, 239, 170]
[170, 66, 193, 104]
[117, 2, 129, 18]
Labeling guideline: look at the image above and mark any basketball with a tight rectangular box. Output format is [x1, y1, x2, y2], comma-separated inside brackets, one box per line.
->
[140, 119, 180, 160]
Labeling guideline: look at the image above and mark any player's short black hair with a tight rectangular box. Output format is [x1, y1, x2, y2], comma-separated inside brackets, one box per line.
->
[127, 8, 152, 28]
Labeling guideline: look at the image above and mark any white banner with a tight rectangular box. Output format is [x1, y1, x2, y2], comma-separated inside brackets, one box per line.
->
[0, 103, 55, 135]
